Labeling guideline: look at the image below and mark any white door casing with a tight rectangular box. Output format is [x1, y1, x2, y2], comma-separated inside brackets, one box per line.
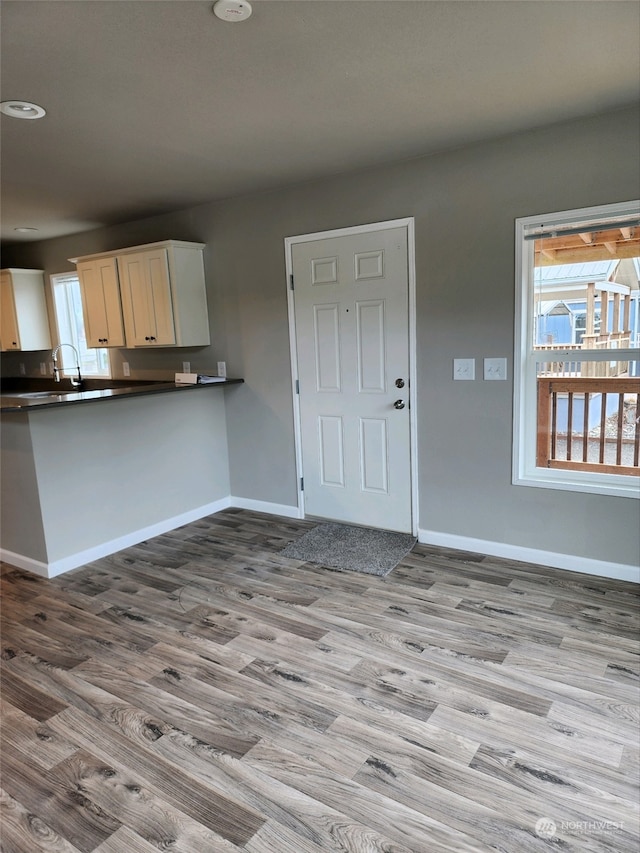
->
[286, 219, 416, 534]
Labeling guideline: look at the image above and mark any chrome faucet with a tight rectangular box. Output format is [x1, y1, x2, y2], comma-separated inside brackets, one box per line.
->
[51, 343, 83, 388]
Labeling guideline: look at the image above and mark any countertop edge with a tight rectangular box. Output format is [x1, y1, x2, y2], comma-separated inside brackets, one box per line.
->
[0, 378, 244, 413]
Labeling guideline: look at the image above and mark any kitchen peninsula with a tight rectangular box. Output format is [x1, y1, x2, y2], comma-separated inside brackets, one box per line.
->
[1, 379, 242, 577]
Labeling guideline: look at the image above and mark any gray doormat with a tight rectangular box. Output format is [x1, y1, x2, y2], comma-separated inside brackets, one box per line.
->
[280, 522, 416, 576]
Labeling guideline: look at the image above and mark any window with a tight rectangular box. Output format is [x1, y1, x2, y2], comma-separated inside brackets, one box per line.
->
[514, 201, 640, 498]
[51, 273, 110, 377]
[573, 308, 601, 345]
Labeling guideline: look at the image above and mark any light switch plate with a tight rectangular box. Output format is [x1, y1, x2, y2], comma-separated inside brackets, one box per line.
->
[484, 357, 507, 380]
[453, 358, 475, 380]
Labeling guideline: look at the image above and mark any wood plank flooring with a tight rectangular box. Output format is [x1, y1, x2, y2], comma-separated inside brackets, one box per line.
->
[1, 508, 638, 852]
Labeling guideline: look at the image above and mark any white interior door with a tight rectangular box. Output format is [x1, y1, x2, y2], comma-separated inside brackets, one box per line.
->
[291, 223, 413, 533]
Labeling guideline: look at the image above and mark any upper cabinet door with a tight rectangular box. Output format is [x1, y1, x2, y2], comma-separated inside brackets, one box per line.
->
[78, 258, 125, 347]
[145, 249, 176, 346]
[119, 249, 176, 346]
[0, 271, 20, 350]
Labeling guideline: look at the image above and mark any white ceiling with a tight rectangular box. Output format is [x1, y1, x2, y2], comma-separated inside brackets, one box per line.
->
[1, 0, 639, 244]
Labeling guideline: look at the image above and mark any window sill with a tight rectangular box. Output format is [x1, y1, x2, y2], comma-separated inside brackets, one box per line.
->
[513, 468, 640, 499]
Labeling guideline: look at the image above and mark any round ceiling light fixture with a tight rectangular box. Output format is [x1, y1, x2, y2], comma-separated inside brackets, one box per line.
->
[212, 0, 252, 22]
[0, 100, 46, 120]
[14, 227, 40, 233]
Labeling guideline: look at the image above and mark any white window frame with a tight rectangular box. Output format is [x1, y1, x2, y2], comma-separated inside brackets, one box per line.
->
[50, 272, 112, 378]
[514, 200, 640, 499]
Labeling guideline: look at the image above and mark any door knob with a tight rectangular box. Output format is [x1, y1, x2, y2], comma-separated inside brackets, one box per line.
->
[393, 399, 405, 410]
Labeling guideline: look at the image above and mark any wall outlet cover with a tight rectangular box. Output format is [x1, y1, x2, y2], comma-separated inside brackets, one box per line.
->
[217, 361, 227, 378]
[122, 362, 130, 377]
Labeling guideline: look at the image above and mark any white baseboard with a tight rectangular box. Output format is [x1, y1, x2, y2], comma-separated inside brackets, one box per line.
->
[1, 498, 232, 579]
[418, 528, 639, 584]
[2, 496, 302, 578]
[229, 496, 302, 519]
[6, 504, 634, 583]
[0, 550, 51, 579]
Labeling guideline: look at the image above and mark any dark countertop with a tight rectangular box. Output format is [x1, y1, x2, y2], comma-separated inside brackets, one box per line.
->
[0, 378, 243, 413]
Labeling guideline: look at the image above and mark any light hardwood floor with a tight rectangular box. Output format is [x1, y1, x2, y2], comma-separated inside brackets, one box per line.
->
[1, 508, 638, 852]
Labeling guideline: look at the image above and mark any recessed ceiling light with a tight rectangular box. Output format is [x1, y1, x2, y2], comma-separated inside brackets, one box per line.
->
[14, 227, 40, 233]
[212, 0, 252, 22]
[0, 100, 46, 120]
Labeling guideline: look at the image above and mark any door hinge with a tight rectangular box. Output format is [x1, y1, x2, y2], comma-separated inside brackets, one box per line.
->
[300, 477, 304, 491]
[290, 274, 295, 291]
[295, 379, 300, 394]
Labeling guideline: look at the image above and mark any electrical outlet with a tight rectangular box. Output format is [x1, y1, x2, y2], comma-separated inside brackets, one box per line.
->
[217, 361, 226, 378]
[19, 362, 26, 376]
[182, 361, 190, 373]
[40, 362, 47, 375]
[453, 358, 475, 380]
[122, 362, 130, 377]
[484, 357, 507, 380]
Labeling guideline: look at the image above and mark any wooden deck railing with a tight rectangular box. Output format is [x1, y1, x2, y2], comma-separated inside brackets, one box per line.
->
[537, 377, 640, 475]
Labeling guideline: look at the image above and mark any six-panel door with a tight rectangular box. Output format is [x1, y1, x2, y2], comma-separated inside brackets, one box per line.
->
[292, 225, 412, 533]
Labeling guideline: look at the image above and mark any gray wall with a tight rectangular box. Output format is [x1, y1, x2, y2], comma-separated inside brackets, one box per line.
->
[3, 106, 639, 567]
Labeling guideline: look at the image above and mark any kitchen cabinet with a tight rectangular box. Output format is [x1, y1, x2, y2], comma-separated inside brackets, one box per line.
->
[118, 242, 210, 347]
[72, 241, 210, 348]
[77, 257, 125, 347]
[0, 268, 51, 352]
